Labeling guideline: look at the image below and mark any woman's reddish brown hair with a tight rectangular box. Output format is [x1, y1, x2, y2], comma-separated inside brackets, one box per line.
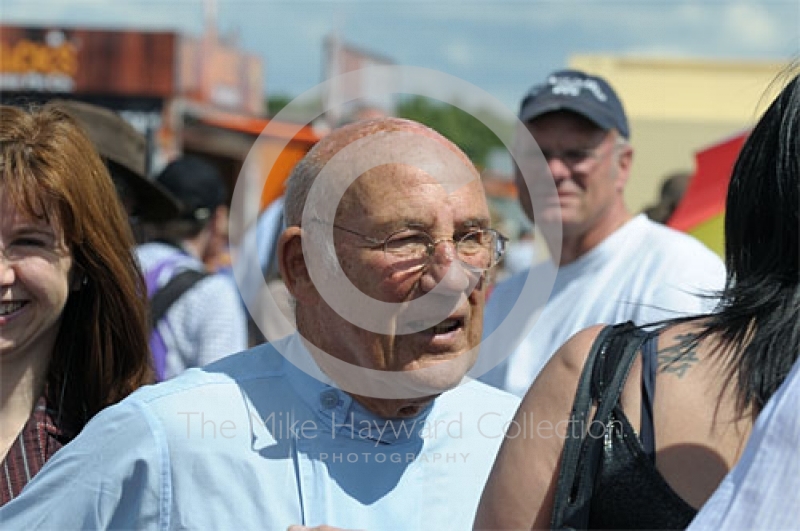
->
[0, 103, 152, 433]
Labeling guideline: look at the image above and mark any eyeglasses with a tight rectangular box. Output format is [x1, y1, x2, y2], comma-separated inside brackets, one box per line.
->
[540, 147, 605, 169]
[328, 224, 508, 273]
[518, 136, 624, 171]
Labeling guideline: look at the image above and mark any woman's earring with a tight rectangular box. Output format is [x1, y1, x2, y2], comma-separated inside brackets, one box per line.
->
[82, 276, 89, 286]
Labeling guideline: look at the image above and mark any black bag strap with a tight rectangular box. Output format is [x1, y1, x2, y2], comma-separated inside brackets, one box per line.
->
[550, 321, 648, 529]
[149, 269, 208, 326]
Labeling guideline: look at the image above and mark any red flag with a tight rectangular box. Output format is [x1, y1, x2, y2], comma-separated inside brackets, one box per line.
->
[668, 131, 749, 256]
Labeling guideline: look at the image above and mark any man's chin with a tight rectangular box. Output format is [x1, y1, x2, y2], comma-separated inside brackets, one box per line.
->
[309, 340, 477, 399]
[400, 351, 477, 393]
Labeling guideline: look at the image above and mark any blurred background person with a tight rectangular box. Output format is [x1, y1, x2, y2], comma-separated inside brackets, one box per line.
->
[643, 170, 691, 224]
[479, 69, 725, 397]
[475, 72, 800, 530]
[500, 226, 537, 277]
[138, 155, 247, 381]
[237, 194, 297, 346]
[53, 100, 180, 242]
[0, 104, 153, 504]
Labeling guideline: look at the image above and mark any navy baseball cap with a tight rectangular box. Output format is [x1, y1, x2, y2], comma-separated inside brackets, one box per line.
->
[519, 69, 630, 139]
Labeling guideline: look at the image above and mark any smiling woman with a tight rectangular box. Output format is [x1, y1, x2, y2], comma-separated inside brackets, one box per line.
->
[0, 104, 153, 505]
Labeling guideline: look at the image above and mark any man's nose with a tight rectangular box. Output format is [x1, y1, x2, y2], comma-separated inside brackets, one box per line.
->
[419, 240, 472, 294]
[547, 156, 572, 182]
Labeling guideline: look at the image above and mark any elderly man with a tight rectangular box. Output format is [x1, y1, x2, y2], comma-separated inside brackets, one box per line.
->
[0, 118, 518, 530]
[478, 69, 725, 396]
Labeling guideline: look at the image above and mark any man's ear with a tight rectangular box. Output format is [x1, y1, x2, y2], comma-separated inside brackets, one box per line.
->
[614, 142, 634, 192]
[213, 205, 230, 237]
[278, 226, 316, 302]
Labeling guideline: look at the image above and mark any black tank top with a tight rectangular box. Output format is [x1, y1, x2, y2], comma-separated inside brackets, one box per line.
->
[587, 331, 697, 529]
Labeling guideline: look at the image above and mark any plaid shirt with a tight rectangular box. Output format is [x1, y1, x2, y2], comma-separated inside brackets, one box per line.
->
[1, 397, 69, 505]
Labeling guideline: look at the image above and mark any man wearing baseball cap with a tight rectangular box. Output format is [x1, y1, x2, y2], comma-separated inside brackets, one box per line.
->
[479, 69, 726, 396]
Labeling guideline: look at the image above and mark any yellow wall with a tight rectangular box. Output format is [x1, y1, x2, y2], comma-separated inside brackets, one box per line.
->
[568, 55, 789, 212]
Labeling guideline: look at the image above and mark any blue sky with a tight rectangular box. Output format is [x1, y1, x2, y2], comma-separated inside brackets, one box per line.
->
[2, 0, 798, 111]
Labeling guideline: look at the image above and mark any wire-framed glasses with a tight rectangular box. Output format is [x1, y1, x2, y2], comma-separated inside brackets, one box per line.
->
[331, 224, 509, 273]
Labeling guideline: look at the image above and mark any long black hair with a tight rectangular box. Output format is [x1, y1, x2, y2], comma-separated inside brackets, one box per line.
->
[702, 72, 800, 411]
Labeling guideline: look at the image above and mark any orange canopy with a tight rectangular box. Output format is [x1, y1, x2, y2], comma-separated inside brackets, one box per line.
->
[201, 112, 320, 210]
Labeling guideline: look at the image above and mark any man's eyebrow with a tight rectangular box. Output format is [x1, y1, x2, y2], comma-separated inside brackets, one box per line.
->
[461, 218, 490, 229]
[369, 217, 489, 233]
[370, 219, 430, 233]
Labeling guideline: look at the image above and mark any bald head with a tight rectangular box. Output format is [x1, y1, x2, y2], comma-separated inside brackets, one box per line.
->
[284, 118, 476, 227]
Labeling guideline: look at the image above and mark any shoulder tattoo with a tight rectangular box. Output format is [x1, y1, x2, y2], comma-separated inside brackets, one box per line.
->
[656, 332, 700, 378]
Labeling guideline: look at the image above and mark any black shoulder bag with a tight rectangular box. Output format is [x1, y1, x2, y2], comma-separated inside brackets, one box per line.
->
[550, 321, 649, 530]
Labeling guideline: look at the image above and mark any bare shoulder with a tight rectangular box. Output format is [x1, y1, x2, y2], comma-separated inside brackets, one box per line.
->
[474, 324, 609, 530]
[520, 325, 605, 418]
[555, 324, 607, 370]
[521, 324, 606, 407]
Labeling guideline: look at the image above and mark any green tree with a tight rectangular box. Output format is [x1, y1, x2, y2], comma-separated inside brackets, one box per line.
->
[266, 94, 293, 118]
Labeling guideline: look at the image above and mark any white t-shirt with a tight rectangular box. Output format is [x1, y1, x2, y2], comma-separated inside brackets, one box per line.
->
[477, 214, 726, 397]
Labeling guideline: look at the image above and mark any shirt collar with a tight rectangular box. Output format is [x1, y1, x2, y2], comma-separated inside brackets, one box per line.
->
[281, 333, 433, 445]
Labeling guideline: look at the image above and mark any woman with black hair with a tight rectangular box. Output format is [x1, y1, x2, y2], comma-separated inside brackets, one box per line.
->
[475, 72, 800, 530]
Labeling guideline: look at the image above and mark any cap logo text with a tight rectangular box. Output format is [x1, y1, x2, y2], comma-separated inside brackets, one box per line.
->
[547, 76, 608, 102]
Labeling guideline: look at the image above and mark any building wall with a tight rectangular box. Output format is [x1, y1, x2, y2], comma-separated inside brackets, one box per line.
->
[568, 55, 788, 212]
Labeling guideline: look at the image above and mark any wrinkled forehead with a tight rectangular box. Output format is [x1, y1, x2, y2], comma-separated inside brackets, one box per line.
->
[332, 129, 479, 191]
[306, 119, 487, 226]
[321, 118, 476, 174]
[341, 141, 484, 220]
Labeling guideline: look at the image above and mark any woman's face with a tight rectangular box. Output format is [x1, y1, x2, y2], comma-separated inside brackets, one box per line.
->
[0, 187, 75, 364]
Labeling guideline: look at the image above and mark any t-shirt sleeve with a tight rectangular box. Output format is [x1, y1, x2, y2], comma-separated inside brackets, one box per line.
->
[638, 250, 726, 323]
[0, 399, 168, 528]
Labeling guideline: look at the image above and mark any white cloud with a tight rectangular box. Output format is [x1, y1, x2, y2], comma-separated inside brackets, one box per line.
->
[2, 0, 203, 32]
[722, 1, 785, 50]
[443, 40, 473, 68]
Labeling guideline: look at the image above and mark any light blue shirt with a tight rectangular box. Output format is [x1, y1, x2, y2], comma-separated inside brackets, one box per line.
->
[0, 334, 519, 530]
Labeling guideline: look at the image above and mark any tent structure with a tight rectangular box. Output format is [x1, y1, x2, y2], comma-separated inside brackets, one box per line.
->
[667, 131, 749, 257]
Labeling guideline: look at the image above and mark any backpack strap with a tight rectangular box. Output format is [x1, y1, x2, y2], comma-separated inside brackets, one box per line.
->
[550, 321, 648, 529]
[147, 266, 208, 382]
[149, 269, 208, 326]
[143, 254, 184, 298]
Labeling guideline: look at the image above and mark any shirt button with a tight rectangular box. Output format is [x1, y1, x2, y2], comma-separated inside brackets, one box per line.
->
[319, 390, 339, 410]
